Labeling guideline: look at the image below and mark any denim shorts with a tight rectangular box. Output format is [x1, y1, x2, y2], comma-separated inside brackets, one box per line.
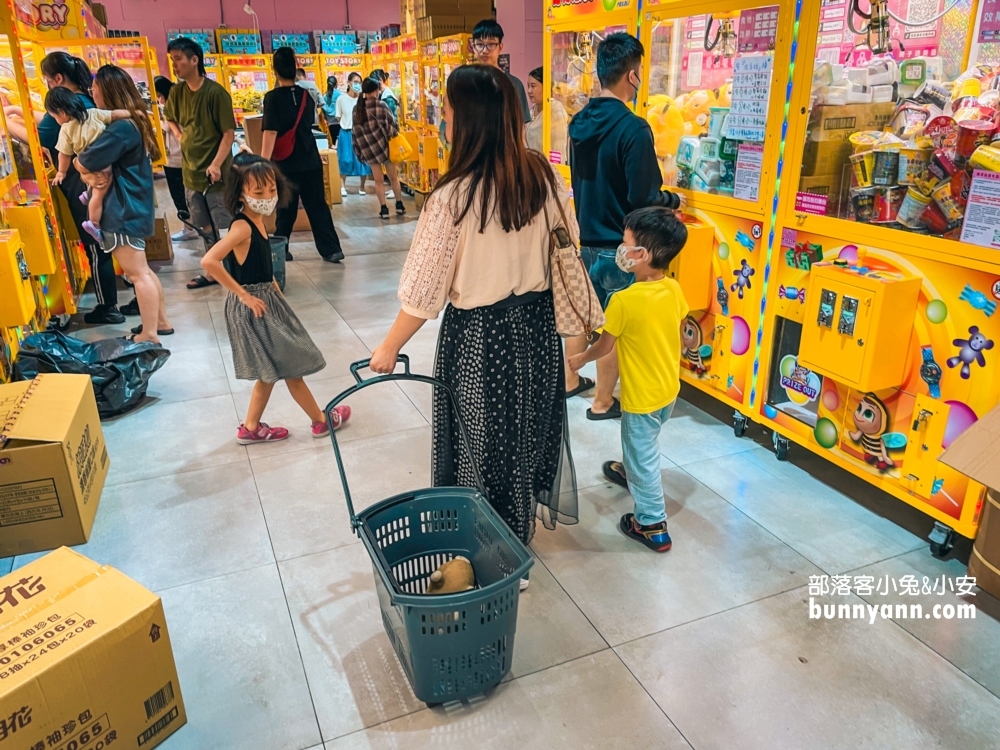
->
[580, 246, 634, 309]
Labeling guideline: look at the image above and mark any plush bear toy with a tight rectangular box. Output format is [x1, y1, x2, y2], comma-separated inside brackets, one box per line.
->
[425, 556, 476, 595]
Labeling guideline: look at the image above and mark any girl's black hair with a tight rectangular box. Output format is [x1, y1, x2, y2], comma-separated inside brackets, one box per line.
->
[272, 47, 297, 82]
[44, 86, 88, 122]
[225, 153, 291, 215]
[154, 75, 174, 102]
[347, 71, 362, 83]
[528, 67, 543, 83]
[354, 77, 381, 128]
[325, 75, 338, 97]
[40, 51, 93, 94]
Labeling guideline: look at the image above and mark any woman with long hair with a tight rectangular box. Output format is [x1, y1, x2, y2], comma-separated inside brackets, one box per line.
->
[75, 65, 170, 344]
[3, 52, 124, 324]
[370, 65, 578, 583]
[321, 75, 341, 141]
[334, 71, 370, 196]
[352, 77, 404, 219]
[261, 48, 345, 262]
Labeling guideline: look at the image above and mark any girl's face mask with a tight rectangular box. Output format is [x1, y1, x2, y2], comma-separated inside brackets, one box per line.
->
[243, 194, 279, 216]
[351, 82, 362, 93]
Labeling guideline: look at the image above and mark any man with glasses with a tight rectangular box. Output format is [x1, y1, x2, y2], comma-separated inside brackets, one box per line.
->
[472, 19, 531, 125]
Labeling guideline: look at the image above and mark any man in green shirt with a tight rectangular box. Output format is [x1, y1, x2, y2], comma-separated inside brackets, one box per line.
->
[164, 37, 237, 289]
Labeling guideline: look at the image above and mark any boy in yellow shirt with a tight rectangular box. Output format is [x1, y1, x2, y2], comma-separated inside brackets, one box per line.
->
[569, 207, 689, 551]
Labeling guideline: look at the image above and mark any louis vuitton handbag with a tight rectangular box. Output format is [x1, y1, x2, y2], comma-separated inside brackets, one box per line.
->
[544, 200, 605, 337]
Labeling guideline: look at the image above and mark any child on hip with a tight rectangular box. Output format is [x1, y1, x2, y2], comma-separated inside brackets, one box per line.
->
[200, 153, 351, 445]
[569, 207, 690, 552]
[46, 86, 131, 243]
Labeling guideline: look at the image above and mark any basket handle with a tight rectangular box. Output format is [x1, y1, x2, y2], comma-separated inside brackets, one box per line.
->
[325, 356, 489, 532]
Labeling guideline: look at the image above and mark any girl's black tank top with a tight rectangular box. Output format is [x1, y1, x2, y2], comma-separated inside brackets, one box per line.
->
[227, 213, 273, 285]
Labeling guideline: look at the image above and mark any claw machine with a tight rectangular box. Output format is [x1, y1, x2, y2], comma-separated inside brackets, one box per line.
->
[295, 53, 322, 87]
[222, 54, 273, 125]
[401, 32, 421, 130]
[413, 38, 440, 192]
[202, 52, 224, 83]
[0, 0, 90, 346]
[320, 52, 365, 93]
[544, 0, 639, 180]
[435, 33, 472, 176]
[382, 36, 404, 116]
[754, 0, 1000, 551]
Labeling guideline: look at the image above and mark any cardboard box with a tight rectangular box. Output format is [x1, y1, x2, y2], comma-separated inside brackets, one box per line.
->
[0, 375, 108, 556]
[802, 139, 853, 177]
[243, 114, 264, 156]
[807, 103, 896, 142]
[940, 406, 1000, 600]
[0, 548, 186, 749]
[144, 216, 173, 263]
[798, 173, 845, 217]
[414, 0, 493, 18]
[320, 149, 343, 206]
[416, 16, 475, 42]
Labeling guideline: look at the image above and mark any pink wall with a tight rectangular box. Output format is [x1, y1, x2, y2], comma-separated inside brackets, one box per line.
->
[101, 0, 401, 72]
[496, 0, 542, 83]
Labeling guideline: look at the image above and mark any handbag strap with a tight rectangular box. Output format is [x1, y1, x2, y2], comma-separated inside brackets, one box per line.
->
[290, 89, 308, 133]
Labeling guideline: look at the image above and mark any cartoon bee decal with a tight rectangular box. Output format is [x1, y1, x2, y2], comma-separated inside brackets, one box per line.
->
[681, 315, 706, 375]
[848, 392, 894, 472]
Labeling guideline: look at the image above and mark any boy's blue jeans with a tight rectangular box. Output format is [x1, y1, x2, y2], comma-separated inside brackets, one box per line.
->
[621, 402, 675, 526]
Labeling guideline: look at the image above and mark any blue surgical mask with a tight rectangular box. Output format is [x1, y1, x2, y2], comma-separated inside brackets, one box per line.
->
[351, 82, 362, 93]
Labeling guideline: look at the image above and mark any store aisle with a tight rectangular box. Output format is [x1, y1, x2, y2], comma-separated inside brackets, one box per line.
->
[6, 191, 1000, 750]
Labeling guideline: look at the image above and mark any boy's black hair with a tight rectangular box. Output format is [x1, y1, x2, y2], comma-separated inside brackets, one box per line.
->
[166, 37, 206, 77]
[44, 86, 87, 122]
[272, 47, 297, 82]
[624, 207, 688, 270]
[225, 152, 291, 215]
[295, 68, 307, 78]
[153, 75, 174, 102]
[472, 19, 504, 42]
[597, 32, 644, 88]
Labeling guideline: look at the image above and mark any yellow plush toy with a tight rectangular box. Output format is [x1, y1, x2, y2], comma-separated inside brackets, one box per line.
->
[715, 82, 733, 108]
[425, 556, 476, 595]
[646, 94, 685, 186]
[678, 89, 717, 136]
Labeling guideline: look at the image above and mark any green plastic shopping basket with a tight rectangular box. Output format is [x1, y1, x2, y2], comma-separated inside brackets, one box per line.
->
[325, 356, 535, 705]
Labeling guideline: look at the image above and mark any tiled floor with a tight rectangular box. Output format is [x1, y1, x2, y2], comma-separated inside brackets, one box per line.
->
[7, 187, 1000, 749]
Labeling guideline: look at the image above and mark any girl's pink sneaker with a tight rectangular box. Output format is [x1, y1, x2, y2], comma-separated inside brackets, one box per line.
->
[312, 405, 351, 438]
[237, 423, 290, 444]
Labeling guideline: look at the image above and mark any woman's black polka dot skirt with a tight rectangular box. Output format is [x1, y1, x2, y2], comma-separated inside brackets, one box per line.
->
[432, 292, 578, 545]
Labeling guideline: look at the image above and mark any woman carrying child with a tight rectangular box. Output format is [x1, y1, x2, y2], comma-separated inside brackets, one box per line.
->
[45, 86, 131, 242]
[200, 153, 351, 444]
[74, 65, 171, 344]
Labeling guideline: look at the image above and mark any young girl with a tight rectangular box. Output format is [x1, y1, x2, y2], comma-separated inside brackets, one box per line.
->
[46, 85, 130, 242]
[201, 154, 351, 444]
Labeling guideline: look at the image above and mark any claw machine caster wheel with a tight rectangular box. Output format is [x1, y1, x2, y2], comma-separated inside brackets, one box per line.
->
[928, 521, 955, 559]
[773, 432, 790, 461]
[733, 412, 749, 438]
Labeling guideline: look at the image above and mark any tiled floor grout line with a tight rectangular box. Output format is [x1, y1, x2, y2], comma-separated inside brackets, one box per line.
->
[609, 648, 698, 750]
[245, 455, 328, 750]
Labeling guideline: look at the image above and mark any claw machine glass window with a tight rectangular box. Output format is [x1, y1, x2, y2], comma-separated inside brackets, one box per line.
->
[641, 6, 783, 204]
[222, 55, 273, 126]
[789, 0, 999, 253]
[421, 41, 441, 132]
[548, 26, 628, 168]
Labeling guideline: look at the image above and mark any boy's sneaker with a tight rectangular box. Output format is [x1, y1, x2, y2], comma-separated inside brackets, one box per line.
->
[237, 423, 289, 445]
[619, 513, 672, 552]
[312, 405, 352, 438]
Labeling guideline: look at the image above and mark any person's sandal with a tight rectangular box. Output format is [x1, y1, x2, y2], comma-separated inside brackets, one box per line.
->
[131, 324, 174, 336]
[565, 376, 595, 399]
[587, 397, 622, 421]
[602, 461, 629, 489]
[187, 275, 218, 289]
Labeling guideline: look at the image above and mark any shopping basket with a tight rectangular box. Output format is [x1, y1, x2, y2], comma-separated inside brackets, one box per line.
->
[325, 356, 535, 705]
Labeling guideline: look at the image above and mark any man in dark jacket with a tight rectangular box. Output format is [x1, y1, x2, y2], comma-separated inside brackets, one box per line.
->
[567, 32, 684, 421]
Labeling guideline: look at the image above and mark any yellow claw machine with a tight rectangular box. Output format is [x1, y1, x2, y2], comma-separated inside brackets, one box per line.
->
[544, 0, 639, 178]
[320, 52, 365, 93]
[410, 38, 439, 192]
[202, 52, 224, 84]
[381, 36, 404, 116]
[400, 32, 421, 130]
[752, 0, 1000, 553]
[295, 53, 322, 87]
[632, 1, 797, 435]
[221, 54, 273, 125]
[0, 0, 91, 375]
[435, 33, 472, 175]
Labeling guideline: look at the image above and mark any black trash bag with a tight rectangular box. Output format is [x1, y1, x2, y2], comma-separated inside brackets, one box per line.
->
[14, 331, 171, 417]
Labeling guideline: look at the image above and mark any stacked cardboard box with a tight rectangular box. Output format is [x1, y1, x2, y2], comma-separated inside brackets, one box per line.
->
[415, 1, 492, 42]
[0, 548, 186, 750]
[145, 216, 173, 263]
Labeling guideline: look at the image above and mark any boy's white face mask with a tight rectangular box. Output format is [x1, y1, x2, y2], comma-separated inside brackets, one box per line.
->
[616, 243, 646, 273]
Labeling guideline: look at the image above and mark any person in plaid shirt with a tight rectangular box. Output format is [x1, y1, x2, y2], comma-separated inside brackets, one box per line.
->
[352, 77, 405, 219]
